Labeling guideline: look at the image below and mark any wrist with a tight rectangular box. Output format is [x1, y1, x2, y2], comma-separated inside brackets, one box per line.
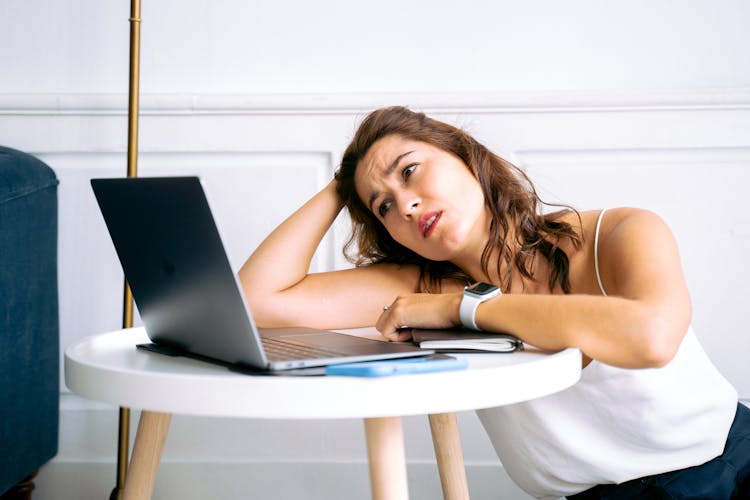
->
[459, 282, 501, 330]
[326, 179, 344, 209]
[451, 292, 463, 326]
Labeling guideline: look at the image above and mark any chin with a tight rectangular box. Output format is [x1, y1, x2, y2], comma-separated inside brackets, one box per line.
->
[419, 241, 464, 263]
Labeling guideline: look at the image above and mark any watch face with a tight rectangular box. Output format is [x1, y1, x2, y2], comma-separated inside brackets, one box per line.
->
[467, 282, 499, 295]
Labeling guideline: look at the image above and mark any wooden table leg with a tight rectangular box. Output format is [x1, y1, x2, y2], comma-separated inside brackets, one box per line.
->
[429, 412, 470, 500]
[364, 416, 409, 500]
[123, 411, 172, 500]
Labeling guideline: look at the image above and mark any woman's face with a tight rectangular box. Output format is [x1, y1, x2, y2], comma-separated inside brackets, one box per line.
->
[354, 135, 489, 262]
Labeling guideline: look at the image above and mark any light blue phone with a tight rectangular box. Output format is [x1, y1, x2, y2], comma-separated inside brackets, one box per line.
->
[325, 355, 468, 377]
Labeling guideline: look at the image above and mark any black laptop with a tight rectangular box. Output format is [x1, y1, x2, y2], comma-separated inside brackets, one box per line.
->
[91, 176, 430, 373]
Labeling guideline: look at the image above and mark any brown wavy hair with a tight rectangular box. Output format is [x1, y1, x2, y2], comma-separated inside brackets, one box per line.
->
[335, 106, 582, 293]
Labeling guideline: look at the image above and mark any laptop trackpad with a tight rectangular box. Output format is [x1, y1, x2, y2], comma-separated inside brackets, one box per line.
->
[259, 327, 426, 356]
[261, 327, 381, 346]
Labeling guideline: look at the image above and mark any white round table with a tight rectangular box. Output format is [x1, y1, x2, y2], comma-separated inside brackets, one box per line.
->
[65, 327, 581, 500]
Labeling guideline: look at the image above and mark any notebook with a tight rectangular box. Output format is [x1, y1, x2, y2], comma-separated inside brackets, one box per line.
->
[90, 176, 431, 373]
[411, 328, 523, 353]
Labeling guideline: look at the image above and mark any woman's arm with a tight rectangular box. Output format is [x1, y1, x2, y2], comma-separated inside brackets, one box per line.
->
[378, 209, 692, 369]
[239, 180, 420, 329]
[487, 209, 691, 368]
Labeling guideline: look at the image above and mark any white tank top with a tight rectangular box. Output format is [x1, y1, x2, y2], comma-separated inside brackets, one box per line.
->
[477, 209, 738, 498]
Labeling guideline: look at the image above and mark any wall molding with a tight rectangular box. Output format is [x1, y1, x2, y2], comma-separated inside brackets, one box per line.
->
[36, 150, 334, 170]
[2, 88, 750, 116]
[514, 145, 750, 166]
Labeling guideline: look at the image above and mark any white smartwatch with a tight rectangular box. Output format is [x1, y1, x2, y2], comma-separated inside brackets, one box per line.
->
[459, 282, 501, 330]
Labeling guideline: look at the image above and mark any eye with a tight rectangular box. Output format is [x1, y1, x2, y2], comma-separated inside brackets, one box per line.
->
[378, 200, 392, 218]
[402, 163, 417, 181]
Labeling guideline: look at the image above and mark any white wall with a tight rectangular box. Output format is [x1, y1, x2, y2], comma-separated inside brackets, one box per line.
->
[1, 1, 749, 499]
[4, 0, 750, 94]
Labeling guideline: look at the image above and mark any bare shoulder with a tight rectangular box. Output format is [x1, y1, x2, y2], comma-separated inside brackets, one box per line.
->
[558, 207, 672, 248]
[558, 207, 684, 296]
[556, 207, 669, 242]
[598, 207, 675, 253]
[595, 207, 688, 301]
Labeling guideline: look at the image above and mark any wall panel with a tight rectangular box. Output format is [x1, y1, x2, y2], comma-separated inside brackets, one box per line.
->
[1, 90, 748, 499]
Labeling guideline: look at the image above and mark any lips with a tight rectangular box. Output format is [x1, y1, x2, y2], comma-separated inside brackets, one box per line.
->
[420, 211, 442, 238]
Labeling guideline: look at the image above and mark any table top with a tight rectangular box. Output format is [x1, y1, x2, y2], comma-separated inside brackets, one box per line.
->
[65, 327, 581, 419]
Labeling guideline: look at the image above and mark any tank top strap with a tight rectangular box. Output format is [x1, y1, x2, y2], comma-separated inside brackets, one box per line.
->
[594, 208, 608, 296]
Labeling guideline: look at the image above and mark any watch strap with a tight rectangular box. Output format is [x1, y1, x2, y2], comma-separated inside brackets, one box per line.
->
[459, 283, 501, 331]
[459, 293, 482, 330]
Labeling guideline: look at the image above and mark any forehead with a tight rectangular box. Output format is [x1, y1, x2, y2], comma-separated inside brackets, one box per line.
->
[354, 135, 421, 203]
[361, 135, 423, 172]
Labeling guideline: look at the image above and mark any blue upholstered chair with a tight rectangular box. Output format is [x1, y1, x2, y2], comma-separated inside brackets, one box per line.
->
[0, 146, 59, 500]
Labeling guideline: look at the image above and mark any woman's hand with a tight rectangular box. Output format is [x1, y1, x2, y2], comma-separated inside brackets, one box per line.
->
[376, 292, 463, 341]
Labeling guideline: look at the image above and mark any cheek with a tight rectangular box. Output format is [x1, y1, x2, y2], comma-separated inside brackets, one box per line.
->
[442, 170, 483, 206]
[387, 225, 413, 247]
[444, 176, 486, 233]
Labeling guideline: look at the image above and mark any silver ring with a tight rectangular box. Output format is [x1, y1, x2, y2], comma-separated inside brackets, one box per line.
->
[383, 305, 390, 311]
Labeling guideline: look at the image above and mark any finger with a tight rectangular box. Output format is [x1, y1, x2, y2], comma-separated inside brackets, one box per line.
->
[382, 328, 413, 342]
[376, 308, 412, 341]
[377, 317, 412, 340]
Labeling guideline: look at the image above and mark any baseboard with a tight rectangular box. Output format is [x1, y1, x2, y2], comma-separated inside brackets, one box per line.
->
[34, 461, 531, 500]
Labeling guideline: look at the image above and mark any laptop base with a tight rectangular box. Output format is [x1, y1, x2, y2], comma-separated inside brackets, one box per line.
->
[136, 343, 326, 377]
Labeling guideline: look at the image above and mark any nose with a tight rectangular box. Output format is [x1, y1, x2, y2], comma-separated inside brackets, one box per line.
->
[396, 192, 420, 219]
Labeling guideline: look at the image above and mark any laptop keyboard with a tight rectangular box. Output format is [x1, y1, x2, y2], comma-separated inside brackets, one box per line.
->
[261, 337, 350, 361]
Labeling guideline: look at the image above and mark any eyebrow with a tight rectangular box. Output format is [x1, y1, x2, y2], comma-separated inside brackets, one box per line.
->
[367, 150, 415, 213]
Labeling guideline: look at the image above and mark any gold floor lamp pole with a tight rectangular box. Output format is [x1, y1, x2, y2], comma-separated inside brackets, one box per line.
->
[111, 1, 141, 499]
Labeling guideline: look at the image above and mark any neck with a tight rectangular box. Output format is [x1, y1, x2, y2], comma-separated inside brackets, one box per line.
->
[451, 214, 511, 287]
[451, 217, 551, 294]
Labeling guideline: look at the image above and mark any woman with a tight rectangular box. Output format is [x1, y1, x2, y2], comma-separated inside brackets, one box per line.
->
[240, 106, 749, 498]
